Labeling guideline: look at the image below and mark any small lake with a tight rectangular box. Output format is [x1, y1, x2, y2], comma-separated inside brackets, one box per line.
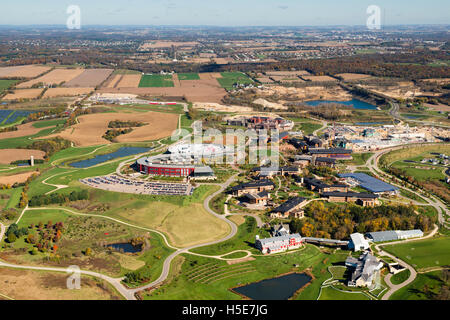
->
[233, 273, 312, 300]
[69, 147, 151, 168]
[305, 99, 378, 110]
[107, 243, 142, 253]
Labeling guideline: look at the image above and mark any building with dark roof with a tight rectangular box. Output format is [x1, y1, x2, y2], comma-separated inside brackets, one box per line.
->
[271, 197, 307, 219]
[322, 192, 379, 207]
[309, 148, 353, 159]
[231, 179, 275, 196]
[303, 178, 349, 194]
[243, 190, 270, 205]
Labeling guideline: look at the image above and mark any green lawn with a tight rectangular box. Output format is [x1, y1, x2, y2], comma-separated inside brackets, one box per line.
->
[144, 245, 328, 300]
[294, 122, 323, 135]
[384, 236, 450, 270]
[190, 216, 268, 256]
[178, 73, 200, 80]
[390, 271, 446, 300]
[0, 80, 18, 93]
[139, 74, 174, 87]
[390, 269, 411, 285]
[342, 153, 374, 166]
[217, 72, 255, 90]
[32, 119, 66, 128]
[318, 286, 371, 300]
[0, 126, 57, 149]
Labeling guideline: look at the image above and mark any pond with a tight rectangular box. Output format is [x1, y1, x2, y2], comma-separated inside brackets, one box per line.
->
[106, 242, 142, 253]
[233, 273, 312, 300]
[69, 147, 151, 168]
[305, 99, 378, 110]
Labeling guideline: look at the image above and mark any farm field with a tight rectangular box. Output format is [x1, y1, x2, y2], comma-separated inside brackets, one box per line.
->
[384, 236, 450, 270]
[178, 73, 200, 80]
[105, 74, 142, 88]
[43, 110, 179, 147]
[302, 75, 338, 82]
[216, 72, 255, 90]
[43, 87, 94, 98]
[0, 268, 123, 300]
[0, 80, 18, 93]
[0, 65, 51, 78]
[0, 170, 39, 185]
[0, 121, 43, 140]
[0, 149, 45, 164]
[139, 74, 174, 87]
[335, 73, 373, 81]
[63, 69, 113, 87]
[265, 70, 310, 77]
[2, 89, 43, 100]
[16, 68, 85, 88]
[90, 185, 230, 248]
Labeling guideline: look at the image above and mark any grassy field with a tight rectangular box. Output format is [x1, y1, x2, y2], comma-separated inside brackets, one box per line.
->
[32, 119, 66, 128]
[0, 126, 57, 149]
[318, 286, 371, 300]
[217, 72, 255, 90]
[178, 73, 200, 80]
[138, 74, 174, 87]
[389, 270, 447, 300]
[0, 80, 18, 93]
[190, 217, 269, 256]
[1, 207, 175, 282]
[384, 236, 450, 270]
[342, 153, 374, 166]
[144, 245, 332, 300]
[390, 269, 411, 285]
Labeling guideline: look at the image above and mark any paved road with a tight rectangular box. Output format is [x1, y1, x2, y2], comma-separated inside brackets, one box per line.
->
[128, 171, 241, 294]
[366, 144, 449, 226]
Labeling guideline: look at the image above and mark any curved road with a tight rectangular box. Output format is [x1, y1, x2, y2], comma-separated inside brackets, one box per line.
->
[0, 170, 242, 300]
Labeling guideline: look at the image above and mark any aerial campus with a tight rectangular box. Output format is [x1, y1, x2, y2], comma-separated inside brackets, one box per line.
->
[0, 3, 449, 303]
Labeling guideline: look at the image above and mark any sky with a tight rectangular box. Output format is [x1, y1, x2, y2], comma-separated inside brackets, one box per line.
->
[0, 0, 449, 26]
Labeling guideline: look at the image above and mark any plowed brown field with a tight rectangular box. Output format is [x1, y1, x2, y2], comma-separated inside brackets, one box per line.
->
[43, 111, 179, 146]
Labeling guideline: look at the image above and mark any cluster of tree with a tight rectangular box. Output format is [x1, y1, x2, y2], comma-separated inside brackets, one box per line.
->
[26, 137, 71, 159]
[26, 220, 64, 254]
[289, 201, 436, 240]
[124, 266, 152, 285]
[108, 120, 146, 128]
[25, 107, 66, 123]
[418, 269, 450, 300]
[10, 159, 44, 165]
[29, 190, 89, 207]
[386, 167, 450, 204]
[0, 208, 17, 221]
[5, 223, 28, 243]
[0, 126, 18, 133]
[220, 52, 450, 80]
[102, 128, 133, 142]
